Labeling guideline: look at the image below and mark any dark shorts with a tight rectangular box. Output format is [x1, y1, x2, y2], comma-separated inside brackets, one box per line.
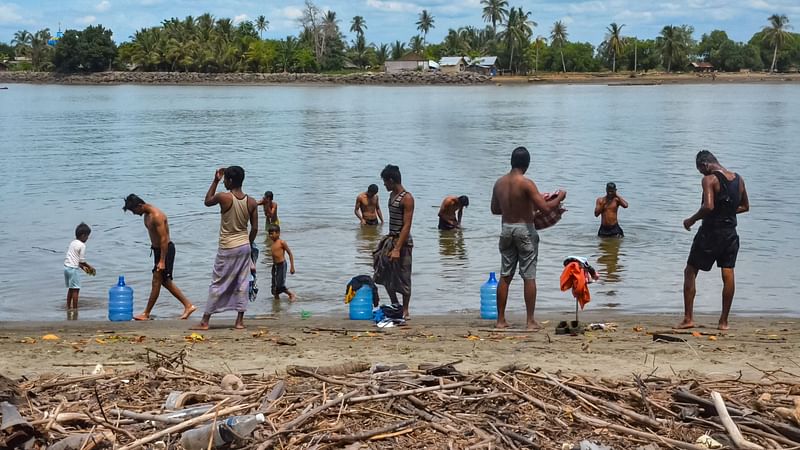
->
[152, 242, 176, 280]
[598, 223, 624, 237]
[438, 217, 457, 231]
[687, 227, 739, 271]
[364, 218, 379, 226]
[271, 261, 289, 296]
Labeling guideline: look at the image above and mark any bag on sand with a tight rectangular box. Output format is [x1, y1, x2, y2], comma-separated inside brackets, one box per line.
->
[380, 304, 404, 320]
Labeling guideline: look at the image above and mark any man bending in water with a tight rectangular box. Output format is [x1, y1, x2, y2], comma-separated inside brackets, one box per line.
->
[438, 195, 469, 230]
[123, 194, 196, 320]
[594, 182, 628, 237]
[355, 184, 384, 226]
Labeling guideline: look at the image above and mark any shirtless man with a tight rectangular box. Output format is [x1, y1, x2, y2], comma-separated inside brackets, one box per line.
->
[491, 147, 566, 330]
[257, 191, 279, 226]
[594, 182, 628, 237]
[678, 150, 749, 330]
[437, 195, 469, 230]
[123, 194, 196, 320]
[354, 184, 384, 226]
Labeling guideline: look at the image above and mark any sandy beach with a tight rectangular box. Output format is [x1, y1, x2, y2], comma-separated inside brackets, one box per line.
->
[2, 312, 797, 380]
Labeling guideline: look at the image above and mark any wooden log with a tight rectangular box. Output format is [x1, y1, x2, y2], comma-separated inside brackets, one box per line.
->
[287, 362, 370, 377]
[349, 382, 472, 403]
[711, 391, 764, 450]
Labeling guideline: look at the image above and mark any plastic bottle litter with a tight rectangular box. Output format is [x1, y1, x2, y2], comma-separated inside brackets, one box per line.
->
[108, 276, 133, 321]
[179, 413, 265, 450]
[480, 272, 498, 320]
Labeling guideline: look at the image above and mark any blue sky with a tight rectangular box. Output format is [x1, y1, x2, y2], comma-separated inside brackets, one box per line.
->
[1, 0, 798, 46]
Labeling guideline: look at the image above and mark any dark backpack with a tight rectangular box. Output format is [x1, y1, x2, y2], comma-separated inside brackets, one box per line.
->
[380, 304, 404, 320]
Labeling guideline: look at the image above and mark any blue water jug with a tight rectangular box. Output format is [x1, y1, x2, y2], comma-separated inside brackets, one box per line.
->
[480, 272, 498, 320]
[349, 286, 373, 320]
[108, 276, 133, 321]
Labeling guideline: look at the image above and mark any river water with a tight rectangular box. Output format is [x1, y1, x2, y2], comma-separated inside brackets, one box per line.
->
[0, 83, 798, 321]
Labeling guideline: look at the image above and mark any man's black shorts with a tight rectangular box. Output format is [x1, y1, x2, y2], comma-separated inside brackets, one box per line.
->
[687, 227, 739, 271]
[152, 242, 176, 280]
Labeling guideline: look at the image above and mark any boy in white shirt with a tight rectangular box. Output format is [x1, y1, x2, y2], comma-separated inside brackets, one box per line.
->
[64, 223, 95, 311]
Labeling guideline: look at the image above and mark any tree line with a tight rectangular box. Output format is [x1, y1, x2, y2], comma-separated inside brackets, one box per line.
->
[1, 0, 797, 75]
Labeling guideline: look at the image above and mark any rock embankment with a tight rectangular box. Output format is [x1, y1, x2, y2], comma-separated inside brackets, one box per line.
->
[0, 71, 492, 85]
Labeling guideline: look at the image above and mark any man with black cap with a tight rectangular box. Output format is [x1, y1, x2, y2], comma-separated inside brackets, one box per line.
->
[594, 182, 628, 237]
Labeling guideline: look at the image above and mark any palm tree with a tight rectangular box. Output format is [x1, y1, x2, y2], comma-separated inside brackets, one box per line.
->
[350, 15, 367, 38]
[391, 40, 407, 60]
[279, 36, 298, 72]
[31, 29, 52, 70]
[532, 35, 546, 73]
[255, 15, 269, 39]
[409, 35, 425, 55]
[550, 20, 568, 72]
[762, 14, 792, 73]
[500, 8, 534, 73]
[375, 43, 390, 66]
[658, 25, 693, 72]
[481, 0, 508, 34]
[12, 30, 32, 57]
[605, 22, 626, 72]
[416, 10, 434, 45]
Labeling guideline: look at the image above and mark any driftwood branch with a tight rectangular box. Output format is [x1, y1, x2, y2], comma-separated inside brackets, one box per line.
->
[711, 391, 764, 450]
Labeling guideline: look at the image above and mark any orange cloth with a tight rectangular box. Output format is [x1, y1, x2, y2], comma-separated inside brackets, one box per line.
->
[560, 261, 591, 309]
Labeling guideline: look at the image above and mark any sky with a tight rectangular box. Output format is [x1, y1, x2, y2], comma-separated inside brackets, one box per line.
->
[1, 0, 798, 46]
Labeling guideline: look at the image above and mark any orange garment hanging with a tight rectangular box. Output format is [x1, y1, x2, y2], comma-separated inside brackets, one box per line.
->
[560, 261, 591, 309]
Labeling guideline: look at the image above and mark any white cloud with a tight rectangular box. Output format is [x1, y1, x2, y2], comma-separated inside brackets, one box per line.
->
[95, 0, 111, 12]
[0, 3, 23, 24]
[278, 6, 303, 20]
[366, 0, 418, 13]
[76, 15, 97, 26]
[233, 13, 249, 24]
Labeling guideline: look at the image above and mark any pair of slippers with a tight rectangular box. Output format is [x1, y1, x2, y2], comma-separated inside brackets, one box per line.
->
[556, 320, 584, 335]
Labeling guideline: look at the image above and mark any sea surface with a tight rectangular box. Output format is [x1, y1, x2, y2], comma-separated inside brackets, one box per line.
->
[1, 82, 798, 322]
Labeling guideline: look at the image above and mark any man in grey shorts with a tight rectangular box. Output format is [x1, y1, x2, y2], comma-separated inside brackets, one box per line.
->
[491, 146, 567, 330]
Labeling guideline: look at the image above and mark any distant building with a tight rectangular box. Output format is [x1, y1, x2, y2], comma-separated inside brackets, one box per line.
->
[384, 52, 430, 73]
[690, 62, 714, 73]
[467, 56, 498, 76]
[438, 56, 467, 74]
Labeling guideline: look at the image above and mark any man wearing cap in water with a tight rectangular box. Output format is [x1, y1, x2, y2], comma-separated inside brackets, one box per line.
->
[594, 182, 628, 238]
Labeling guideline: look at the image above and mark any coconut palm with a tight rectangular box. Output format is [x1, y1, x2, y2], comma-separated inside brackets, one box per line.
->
[550, 21, 568, 72]
[762, 14, 793, 73]
[279, 36, 298, 72]
[500, 8, 535, 73]
[409, 35, 425, 55]
[374, 43, 390, 66]
[416, 10, 435, 45]
[605, 22, 626, 72]
[30, 29, 52, 70]
[532, 35, 546, 73]
[481, 0, 508, 34]
[12, 30, 32, 57]
[256, 15, 269, 39]
[391, 40, 407, 60]
[658, 25, 693, 72]
[350, 15, 367, 38]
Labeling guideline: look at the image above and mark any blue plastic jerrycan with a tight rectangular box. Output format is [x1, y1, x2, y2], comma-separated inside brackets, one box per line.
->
[108, 276, 133, 321]
[349, 286, 373, 320]
[480, 272, 498, 320]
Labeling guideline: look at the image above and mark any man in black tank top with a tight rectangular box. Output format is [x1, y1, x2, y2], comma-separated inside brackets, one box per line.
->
[678, 151, 749, 331]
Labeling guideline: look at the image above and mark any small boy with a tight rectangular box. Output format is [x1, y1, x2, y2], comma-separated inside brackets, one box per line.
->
[64, 222, 95, 310]
[257, 191, 280, 226]
[268, 225, 296, 301]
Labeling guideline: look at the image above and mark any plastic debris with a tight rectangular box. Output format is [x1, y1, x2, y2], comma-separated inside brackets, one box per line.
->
[696, 434, 723, 449]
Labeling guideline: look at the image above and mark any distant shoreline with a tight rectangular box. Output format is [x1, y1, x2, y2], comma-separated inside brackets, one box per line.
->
[1, 70, 799, 86]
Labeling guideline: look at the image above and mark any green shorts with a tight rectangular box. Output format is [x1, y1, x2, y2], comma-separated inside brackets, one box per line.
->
[499, 223, 539, 280]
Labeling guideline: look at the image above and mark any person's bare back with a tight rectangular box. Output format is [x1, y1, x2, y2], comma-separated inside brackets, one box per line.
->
[143, 206, 170, 246]
[492, 173, 540, 223]
[357, 193, 379, 220]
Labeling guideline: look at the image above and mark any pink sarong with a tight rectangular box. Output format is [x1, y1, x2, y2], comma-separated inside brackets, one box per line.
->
[205, 243, 251, 314]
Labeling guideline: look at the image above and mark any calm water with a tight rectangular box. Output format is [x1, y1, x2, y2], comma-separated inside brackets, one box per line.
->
[1, 83, 798, 321]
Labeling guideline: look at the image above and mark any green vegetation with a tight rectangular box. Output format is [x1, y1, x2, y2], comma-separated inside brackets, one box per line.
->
[1, 2, 798, 75]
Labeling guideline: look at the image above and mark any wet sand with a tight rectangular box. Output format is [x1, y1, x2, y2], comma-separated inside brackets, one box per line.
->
[2, 312, 798, 381]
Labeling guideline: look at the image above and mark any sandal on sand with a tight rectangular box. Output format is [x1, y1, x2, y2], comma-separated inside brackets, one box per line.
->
[555, 321, 569, 335]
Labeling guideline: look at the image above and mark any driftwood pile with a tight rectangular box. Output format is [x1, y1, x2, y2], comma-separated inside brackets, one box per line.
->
[2, 348, 800, 449]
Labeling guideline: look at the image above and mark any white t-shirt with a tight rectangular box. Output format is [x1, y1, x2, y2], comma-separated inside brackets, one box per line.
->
[64, 239, 86, 268]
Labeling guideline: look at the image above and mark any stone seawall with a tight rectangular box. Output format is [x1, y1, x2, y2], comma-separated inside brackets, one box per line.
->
[0, 71, 493, 85]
